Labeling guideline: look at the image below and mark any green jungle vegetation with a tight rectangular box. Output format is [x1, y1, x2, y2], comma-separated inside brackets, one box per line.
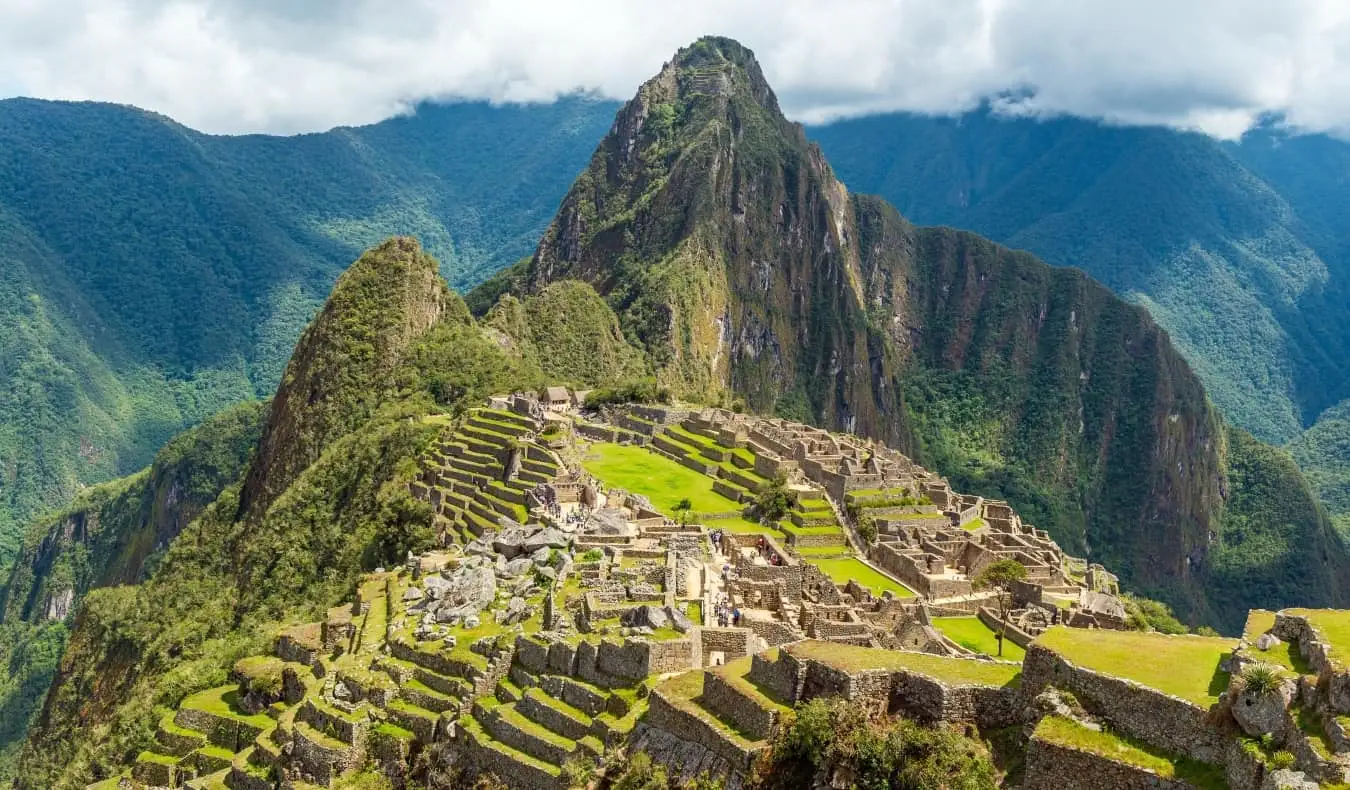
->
[0, 400, 265, 781]
[1288, 399, 1350, 538]
[811, 110, 1350, 448]
[0, 95, 615, 561]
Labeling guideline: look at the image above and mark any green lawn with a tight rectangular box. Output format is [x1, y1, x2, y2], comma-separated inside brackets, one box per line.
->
[1035, 627, 1235, 707]
[1288, 609, 1350, 670]
[811, 557, 915, 598]
[1034, 716, 1226, 790]
[178, 686, 275, 729]
[583, 443, 757, 523]
[932, 616, 1026, 661]
[787, 640, 1021, 687]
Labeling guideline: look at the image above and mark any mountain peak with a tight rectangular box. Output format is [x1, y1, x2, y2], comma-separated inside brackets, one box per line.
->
[644, 35, 781, 119]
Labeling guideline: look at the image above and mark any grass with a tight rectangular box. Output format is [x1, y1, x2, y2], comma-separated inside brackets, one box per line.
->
[136, 750, 181, 766]
[1288, 609, 1350, 670]
[810, 557, 916, 598]
[795, 545, 850, 557]
[655, 671, 763, 747]
[932, 616, 1027, 662]
[685, 600, 703, 624]
[178, 686, 275, 729]
[582, 443, 745, 516]
[962, 518, 987, 532]
[1035, 627, 1235, 707]
[786, 640, 1021, 687]
[1034, 716, 1226, 789]
[713, 657, 792, 712]
[705, 516, 777, 534]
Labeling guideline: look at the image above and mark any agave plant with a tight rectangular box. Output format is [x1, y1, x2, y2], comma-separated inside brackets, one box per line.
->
[1240, 663, 1286, 697]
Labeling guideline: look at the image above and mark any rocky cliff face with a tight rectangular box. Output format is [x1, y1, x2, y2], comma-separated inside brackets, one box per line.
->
[514, 36, 1350, 626]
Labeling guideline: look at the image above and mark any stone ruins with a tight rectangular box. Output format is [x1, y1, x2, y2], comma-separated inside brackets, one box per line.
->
[99, 388, 1348, 790]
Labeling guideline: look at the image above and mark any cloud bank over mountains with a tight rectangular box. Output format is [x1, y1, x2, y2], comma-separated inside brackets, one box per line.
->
[5, 0, 1350, 137]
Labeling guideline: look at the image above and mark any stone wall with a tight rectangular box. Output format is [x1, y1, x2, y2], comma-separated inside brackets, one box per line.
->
[645, 688, 764, 770]
[702, 672, 780, 740]
[748, 651, 802, 704]
[745, 617, 800, 647]
[977, 606, 1035, 649]
[1021, 645, 1228, 763]
[696, 628, 755, 666]
[1022, 736, 1195, 790]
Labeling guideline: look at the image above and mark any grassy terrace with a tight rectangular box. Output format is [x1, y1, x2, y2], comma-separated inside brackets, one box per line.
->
[786, 640, 1021, 687]
[813, 557, 915, 598]
[656, 670, 763, 747]
[932, 616, 1026, 661]
[1035, 627, 1234, 707]
[1034, 716, 1225, 790]
[179, 686, 275, 730]
[583, 442, 762, 530]
[1241, 610, 1312, 675]
[1288, 609, 1350, 670]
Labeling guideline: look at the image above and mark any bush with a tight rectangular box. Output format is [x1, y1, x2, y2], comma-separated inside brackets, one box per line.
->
[754, 473, 794, 523]
[857, 514, 878, 544]
[759, 697, 996, 790]
[1240, 663, 1284, 697]
[1271, 750, 1296, 770]
[579, 549, 604, 563]
[584, 378, 672, 408]
[612, 752, 668, 790]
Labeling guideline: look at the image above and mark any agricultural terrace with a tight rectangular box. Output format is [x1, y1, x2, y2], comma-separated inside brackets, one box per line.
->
[1287, 609, 1350, 670]
[1240, 610, 1312, 675]
[1033, 716, 1227, 790]
[581, 442, 764, 532]
[814, 557, 916, 599]
[786, 640, 1021, 688]
[1035, 627, 1235, 707]
[932, 616, 1026, 661]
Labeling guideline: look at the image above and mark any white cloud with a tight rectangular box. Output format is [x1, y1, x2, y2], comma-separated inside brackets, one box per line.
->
[4, 0, 1350, 137]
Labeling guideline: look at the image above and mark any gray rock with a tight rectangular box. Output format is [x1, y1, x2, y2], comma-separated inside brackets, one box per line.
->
[1232, 672, 1296, 739]
[531, 547, 553, 565]
[402, 587, 424, 602]
[1257, 632, 1284, 651]
[667, 605, 694, 633]
[499, 557, 534, 579]
[492, 521, 536, 558]
[464, 614, 481, 628]
[523, 528, 570, 553]
[622, 605, 670, 631]
[537, 566, 557, 582]
[1262, 769, 1319, 790]
[464, 538, 495, 557]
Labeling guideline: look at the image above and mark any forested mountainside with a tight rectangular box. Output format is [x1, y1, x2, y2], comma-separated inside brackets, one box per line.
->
[0, 401, 263, 781]
[809, 110, 1350, 448]
[0, 96, 613, 559]
[495, 36, 1350, 628]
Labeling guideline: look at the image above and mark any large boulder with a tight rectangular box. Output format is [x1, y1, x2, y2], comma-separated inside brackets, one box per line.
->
[498, 557, 534, 580]
[666, 605, 694, 633]
[523, 528, 570, 553]
[621, 605, 670, 631]
[1263, 770, 1320, 790]
[493, 523, 539, 559]
[426, 565, 497, 623]
[1232, 672, 1297, 739]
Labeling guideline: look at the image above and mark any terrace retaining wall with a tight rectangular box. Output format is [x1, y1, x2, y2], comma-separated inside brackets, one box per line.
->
[1021, 645, 1227, 763]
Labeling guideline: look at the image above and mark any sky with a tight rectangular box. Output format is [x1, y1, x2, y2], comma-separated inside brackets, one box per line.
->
[5, 0, 1350, 138]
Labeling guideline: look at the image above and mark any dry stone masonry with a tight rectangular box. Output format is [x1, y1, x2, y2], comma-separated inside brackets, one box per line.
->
[91, 389, 1350, 789]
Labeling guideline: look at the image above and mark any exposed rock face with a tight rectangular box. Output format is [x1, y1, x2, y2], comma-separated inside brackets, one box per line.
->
[1231, 678, 1297, 739]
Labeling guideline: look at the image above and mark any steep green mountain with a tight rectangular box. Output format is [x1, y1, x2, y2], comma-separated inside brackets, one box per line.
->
[0, 96, 614, 560]
[0, 400, 263, 781]
[809, 111, 1350, 446]
[12, 238, 633, 787]
[1288, 399, 1350, 538]
[495, 36, 1350, 628]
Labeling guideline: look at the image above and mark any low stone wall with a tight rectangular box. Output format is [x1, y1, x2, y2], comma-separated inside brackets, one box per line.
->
[745, 618, 800, 647]
[702, 672, 780, 740]
[977, 607, 1035, 649]
[749, 651, 801, 704]
[454, 726, 560, 790]
[1023, 736, 1195, 790]
[1275, 611, 1350, 714]
[1021, 645, 1227, 763]
[646, 688, 764, 770]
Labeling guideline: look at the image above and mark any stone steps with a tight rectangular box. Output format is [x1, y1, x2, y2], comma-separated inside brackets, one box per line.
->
[467, 415, 531, 438]
[476, 407, 540, 432]
[460, 425, 516, 450]
[457, 713, 562, 786]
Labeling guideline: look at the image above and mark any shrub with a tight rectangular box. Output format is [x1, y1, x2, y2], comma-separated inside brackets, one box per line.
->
[754, 473, 794, 523]
[1240, 663, 1284, 697]
[1271, 750, 1296, 770]
[579, 549, 604, 563]
[561, 756, 596, 788]
[857, 514, 878, 544]
[584, 378, 672, 408]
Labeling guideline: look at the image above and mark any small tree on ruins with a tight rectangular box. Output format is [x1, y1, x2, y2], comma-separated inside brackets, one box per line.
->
[972, 558, 1028, 657]
[754, 472, 793, 524]
[674, 497, 693, 526]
